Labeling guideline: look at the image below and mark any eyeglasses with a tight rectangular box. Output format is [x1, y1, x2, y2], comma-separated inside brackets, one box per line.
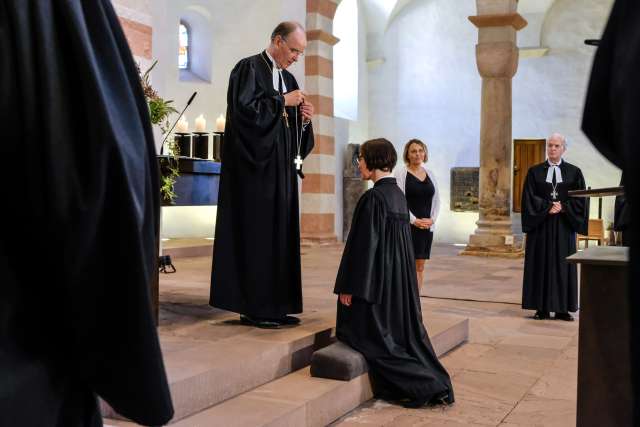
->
[281, 37, 305, 57]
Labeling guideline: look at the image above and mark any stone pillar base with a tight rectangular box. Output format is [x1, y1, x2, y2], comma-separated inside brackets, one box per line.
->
[461, 232, 524, 258]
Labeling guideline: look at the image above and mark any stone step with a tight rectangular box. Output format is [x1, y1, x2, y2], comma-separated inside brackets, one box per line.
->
[144, 315, 469, 427]
[103, 311, 334, 423]
[161, 238, 213, 259]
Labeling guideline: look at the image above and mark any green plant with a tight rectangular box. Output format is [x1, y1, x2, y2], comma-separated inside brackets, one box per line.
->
[139, 60, 180, 204]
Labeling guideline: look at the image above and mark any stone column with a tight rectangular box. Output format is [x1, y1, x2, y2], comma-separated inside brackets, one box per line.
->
[462, 0, 527, 257]
[301, 0, 341, 243]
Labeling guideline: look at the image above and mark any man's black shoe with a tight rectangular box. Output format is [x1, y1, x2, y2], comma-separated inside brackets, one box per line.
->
[280, 315, 301, 325]
[533, 311, 550, 320]
[554, 312, 574, 322]
[240, 315, 281, 329]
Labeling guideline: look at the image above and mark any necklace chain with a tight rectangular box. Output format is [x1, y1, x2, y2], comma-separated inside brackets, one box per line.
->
[260, 52, 303, 166]
[549, 164, 560, 199]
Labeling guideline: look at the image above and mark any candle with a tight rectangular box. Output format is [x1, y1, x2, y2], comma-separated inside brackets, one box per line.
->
[195, 114, 206, 132]
[176, 115, 188, 133]
[216, 114, 226, 132]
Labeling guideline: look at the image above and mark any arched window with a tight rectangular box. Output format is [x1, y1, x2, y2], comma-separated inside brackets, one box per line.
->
[333, 0, 358, 120]
[178, 22, 190, 70]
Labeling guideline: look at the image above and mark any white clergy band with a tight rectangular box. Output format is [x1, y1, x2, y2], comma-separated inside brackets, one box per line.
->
[546, 159, 563, 184]
[265, 50, 287, 93]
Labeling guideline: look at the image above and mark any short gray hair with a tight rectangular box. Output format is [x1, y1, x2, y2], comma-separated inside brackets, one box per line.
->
[548, 132, 567, 149]
[270, 21, 305, 41]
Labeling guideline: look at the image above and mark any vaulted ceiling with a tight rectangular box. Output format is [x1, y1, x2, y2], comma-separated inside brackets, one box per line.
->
[356, 0, 561, 50]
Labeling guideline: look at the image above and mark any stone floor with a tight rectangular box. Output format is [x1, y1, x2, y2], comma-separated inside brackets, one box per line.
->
[138, 242, 577, 426]
[332, 245, 579, 427]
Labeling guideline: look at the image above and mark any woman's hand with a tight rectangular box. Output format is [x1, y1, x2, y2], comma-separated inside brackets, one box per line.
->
[414, 218, 432, 229]
[339, 293, 352, 307]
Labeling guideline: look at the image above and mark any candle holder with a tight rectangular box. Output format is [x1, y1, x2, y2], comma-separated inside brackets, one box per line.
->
[213, 132, 224, 162]
[175, 132, 192, 157]
[192, 132, 210, 159]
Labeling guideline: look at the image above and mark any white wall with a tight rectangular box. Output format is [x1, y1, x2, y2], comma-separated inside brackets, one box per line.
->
[360, 0, 617, 243]
[368, 0, 481, 244]
[149, 0, 307, 238]
[333, 0, 372, 241]
[334, 0, 359, 120]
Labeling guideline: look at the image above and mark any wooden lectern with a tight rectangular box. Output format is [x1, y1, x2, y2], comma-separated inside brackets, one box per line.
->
[567, 186, 631, 427]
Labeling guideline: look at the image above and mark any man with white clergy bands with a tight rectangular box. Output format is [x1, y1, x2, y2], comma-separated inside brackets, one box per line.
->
[210, 22, 315, 329]
[521, 133, 589, 321]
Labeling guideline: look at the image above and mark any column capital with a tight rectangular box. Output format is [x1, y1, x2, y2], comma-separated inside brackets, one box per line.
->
[468, 13, 527, 31]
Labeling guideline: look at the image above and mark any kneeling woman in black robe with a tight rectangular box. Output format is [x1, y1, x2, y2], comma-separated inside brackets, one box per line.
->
[334, 138, 454, 408]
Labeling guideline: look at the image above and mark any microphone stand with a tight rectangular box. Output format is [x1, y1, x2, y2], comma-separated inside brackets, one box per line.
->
[158, 91, 197, 281]
[160, 91, 198, 155]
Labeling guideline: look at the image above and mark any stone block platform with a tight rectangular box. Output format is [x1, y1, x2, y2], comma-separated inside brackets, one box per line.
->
[105, 244, 472, 426]
[106, 313, 467, 426]
[103, 311, 334, 423]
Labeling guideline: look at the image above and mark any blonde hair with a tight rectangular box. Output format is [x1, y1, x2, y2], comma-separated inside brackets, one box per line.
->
[403, 139, 428, 164]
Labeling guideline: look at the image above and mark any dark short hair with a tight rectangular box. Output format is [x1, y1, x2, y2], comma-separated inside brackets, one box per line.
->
[360, 138, 397, 172]
[402, 139, 428, 164]
[271, 21, 304, 41]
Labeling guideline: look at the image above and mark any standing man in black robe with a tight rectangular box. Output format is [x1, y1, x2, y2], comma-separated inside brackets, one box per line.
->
[210, 22, 315, 329]
[334, 138, 454, 408]
[582, 0, 640, 420]
[0, 1, 173, 426]
[521, 133, 589, 321]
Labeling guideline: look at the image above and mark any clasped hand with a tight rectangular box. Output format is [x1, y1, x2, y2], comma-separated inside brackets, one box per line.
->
[284, 89, 314, 121]
[549, 201, 563, 215]
[339, 293, 352, 307]
[414, 218, 433, 229]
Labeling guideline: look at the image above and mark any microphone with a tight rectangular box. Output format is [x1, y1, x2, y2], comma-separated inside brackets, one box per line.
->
[160, 91, 198, 154]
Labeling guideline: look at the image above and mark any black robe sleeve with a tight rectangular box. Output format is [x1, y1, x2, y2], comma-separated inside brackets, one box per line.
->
[334, 190, 386, 305]
[562, 168, 589, 235]
[521, 168, 553, 233]
[228, 59, 285, 163]
[614, 175, 629, 231]
[581, 0, 622, 169]
[0, 1, 173, 425]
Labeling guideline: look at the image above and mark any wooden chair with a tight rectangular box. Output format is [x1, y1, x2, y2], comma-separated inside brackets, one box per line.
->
[577, 218, 607, 248]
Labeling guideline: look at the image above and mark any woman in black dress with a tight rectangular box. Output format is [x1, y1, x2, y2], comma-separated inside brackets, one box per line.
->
[394, 139, 440, 292]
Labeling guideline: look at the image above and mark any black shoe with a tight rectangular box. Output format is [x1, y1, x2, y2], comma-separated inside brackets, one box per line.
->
[533, 311, 550, 320]
[240, 315, 282, 329]
[402, 396, 429, 408]
[554, 312, 574, 322]
[429, 391, 452, 406]
[402, 392, 450, 409]
[280, 315, 301, 325]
